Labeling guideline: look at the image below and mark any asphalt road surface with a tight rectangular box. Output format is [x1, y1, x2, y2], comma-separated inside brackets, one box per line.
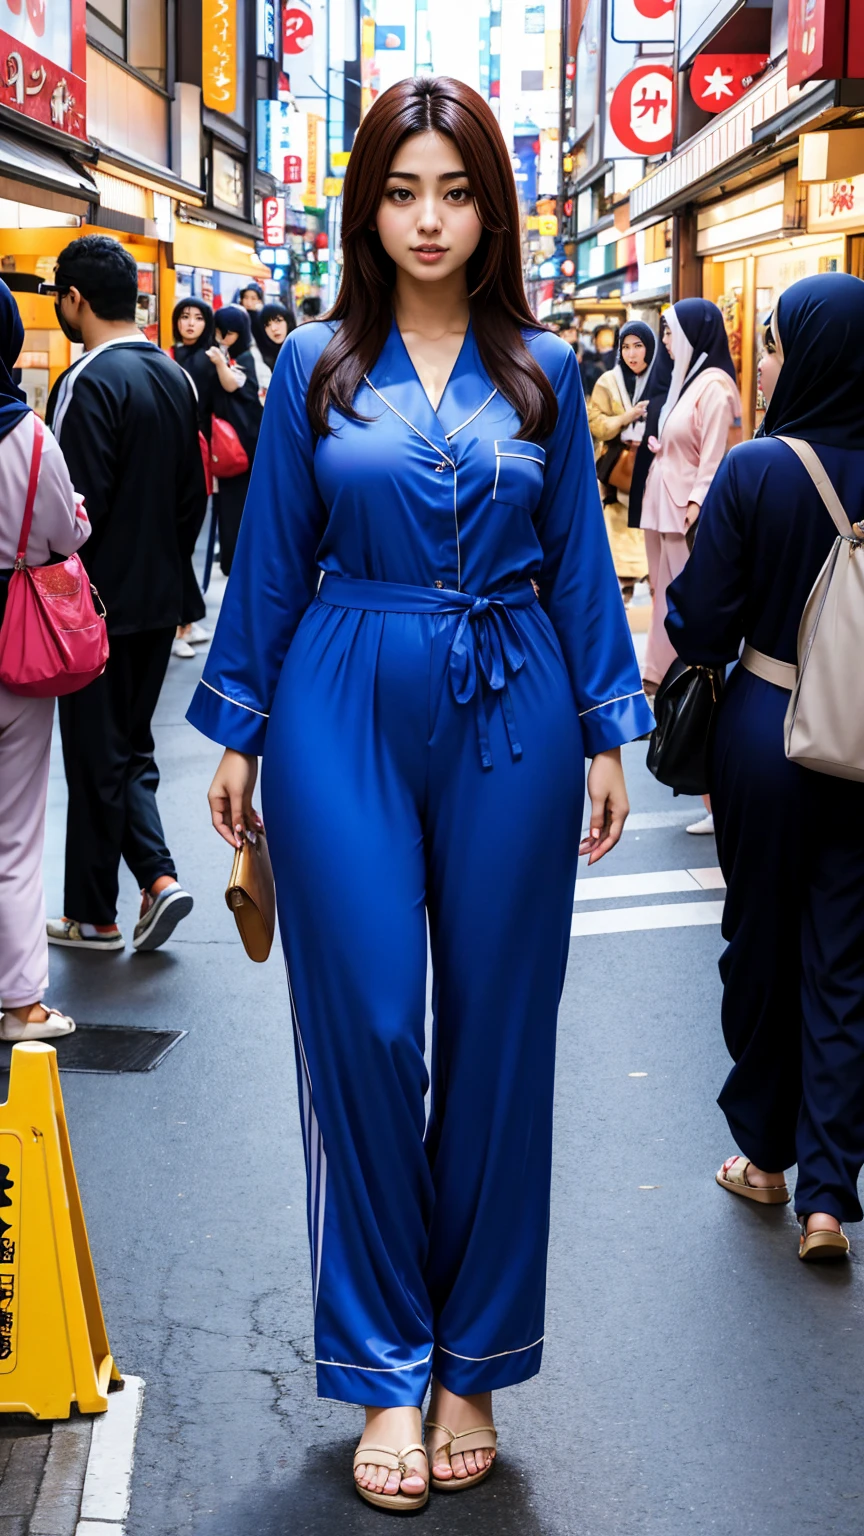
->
[29, 589, 864, 1536]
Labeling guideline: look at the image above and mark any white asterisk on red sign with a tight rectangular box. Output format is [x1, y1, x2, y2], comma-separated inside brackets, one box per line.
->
[701, 66, 734, 101]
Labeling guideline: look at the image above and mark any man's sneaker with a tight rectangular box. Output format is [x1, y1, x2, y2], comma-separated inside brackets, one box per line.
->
[133, 884, 194, 951]
[47, 918, 125, 951]
[686, 812, 715, 836]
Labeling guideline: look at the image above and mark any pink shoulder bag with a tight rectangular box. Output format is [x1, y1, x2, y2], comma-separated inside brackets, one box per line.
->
[0, 416, 109, 697]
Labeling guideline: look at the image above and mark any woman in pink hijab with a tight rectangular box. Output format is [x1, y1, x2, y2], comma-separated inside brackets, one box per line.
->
[642, 300, 741, 695]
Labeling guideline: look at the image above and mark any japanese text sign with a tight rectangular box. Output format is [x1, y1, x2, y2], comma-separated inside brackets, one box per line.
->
[262, 194, 285, 245]
[609, 63, 674, 156]
[787, 0, 846, 88]
[203, 0, 237, 114]
[0, 0, 86, 140]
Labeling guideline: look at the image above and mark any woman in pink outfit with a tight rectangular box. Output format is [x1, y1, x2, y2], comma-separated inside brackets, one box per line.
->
[641, 299, 741, 691]
[0, 280, 91, 1042]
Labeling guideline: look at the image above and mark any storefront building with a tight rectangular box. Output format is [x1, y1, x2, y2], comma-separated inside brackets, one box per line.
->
[0, 1, 271, 407]
[628, 0, 864, 436]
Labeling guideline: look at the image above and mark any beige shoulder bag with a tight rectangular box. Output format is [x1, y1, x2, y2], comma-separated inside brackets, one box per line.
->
[778, 436, 864, 782]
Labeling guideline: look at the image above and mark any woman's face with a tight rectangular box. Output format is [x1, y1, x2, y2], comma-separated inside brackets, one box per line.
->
[621, 334, 648, 374]
[375, 130, 483, 286]
[178, 306, 206, 343]
[758, 345, 781, 405]
[216, 328, 239, 351]
[265, 315, 289, 344]
[662, 320, 674, 359]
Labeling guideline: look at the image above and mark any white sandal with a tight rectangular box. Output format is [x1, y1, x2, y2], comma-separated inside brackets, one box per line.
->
[0, 1007, 76, 1042]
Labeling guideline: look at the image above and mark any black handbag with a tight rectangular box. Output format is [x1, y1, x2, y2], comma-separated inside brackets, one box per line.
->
[646, 658, 725, 797]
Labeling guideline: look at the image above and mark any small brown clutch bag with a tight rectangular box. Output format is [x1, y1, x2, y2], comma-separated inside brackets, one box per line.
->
[225, 831, 276, 963]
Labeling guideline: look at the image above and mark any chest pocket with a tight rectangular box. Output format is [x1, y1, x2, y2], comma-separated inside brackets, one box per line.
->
[492, 439, 546, 511]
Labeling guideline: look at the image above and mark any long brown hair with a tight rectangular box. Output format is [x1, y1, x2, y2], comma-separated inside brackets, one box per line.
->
[307, 76, 557, 440]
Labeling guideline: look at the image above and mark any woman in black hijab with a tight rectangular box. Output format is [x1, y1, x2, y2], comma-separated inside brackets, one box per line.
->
[253, 301, 295, 376]
[170, 298, 214, 651]
[627, 318, 673, 529]
[172, 297, 214, 436]
[665, 272, 864, 1262]
[207, 304, 263, 577]
[587, 320, 655, 604]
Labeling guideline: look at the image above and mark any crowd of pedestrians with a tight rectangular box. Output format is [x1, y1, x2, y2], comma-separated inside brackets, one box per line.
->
[0, 77, 862, 1511]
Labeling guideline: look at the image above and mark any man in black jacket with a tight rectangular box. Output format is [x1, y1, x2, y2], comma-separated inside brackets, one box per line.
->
[44, 235, 207, 952]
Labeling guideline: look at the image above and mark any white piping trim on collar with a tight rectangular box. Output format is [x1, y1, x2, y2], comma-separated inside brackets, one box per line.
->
[445, 388, 498, 440]
[200, 679, 269, 718]
[363, 375, 454, 466]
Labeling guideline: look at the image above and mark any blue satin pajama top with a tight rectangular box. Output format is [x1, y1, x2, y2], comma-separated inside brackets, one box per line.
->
[187, 316, 652, 755]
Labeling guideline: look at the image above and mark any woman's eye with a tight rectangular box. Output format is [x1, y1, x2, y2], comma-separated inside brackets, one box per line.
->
[388, 188, 414, 203]
[446, 187, 472, 203]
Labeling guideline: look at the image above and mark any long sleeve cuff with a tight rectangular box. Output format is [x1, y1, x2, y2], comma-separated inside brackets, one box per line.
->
[578, 689, 654, 755]
[186, 678, 268, 755]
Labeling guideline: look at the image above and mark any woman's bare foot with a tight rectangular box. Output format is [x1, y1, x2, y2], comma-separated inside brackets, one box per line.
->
[5, 1002, 52, 1025]
[803, 1212, 843, 1235]
[426, 1383, 496, 1482]
[742, 1162, 787, 1190]
[354, 1405, 427, 1499]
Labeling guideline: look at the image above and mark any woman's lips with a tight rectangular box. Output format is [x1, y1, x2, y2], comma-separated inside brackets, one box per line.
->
[412, 247, 447, 263]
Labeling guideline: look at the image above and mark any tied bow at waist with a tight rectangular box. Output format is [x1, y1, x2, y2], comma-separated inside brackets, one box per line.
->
[318, 574, 538, 770]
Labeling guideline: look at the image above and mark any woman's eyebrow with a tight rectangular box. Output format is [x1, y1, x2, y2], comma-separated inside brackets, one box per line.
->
[385, 170, 469, 181]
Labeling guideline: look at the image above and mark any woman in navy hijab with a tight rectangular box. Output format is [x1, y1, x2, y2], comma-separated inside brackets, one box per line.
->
[666, 273, 864, 1262]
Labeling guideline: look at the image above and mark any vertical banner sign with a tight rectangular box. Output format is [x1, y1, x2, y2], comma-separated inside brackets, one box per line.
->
[787, 0, 846, 87]
[0, 0, 87, 140]
[203, 0, 237, 113]
[611, 0, 674, 44]
[257, 0, 276, 57]
[263, 195, 286, 244]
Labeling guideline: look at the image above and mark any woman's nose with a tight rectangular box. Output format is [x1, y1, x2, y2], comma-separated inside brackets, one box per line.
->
[416, 199, 442, 233]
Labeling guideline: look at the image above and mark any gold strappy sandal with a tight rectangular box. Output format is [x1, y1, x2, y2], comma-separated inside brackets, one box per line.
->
[425, 1420, 497, 1493]
[799, 1221, 850, 1262]
[352, 1441, 429, 1513]
[716, 1155, 790, 1205]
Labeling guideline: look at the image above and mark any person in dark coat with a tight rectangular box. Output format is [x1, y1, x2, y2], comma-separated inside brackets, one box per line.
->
[251, 301, 295, 379]
[206, 304, 263, 576]
[44, 235, 207, 953]
[171, 296, 215, 652]
[665, 272, 864, 1262]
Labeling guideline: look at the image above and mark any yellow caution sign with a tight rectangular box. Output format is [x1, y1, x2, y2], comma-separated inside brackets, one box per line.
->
[0, 1042, 122, 1418]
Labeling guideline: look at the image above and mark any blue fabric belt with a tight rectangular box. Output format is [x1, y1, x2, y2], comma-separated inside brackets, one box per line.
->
[318, 574, 538, 770]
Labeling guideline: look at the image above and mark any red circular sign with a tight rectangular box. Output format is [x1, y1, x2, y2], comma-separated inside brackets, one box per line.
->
[634, 0, 674, 16]
[609, 64, 674, 155]
[283, 7, 314, 55]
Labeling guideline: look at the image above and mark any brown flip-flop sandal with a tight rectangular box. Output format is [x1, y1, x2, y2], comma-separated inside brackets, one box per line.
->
[425, 1420, 497, 1493]
[799, 1223, 850, 1262]
[352, 1442, 428, 1513]
[716, 1155, 790, 1205]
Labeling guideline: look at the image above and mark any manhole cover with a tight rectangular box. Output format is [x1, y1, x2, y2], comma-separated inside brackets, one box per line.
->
[0, 1025, 186, 1075]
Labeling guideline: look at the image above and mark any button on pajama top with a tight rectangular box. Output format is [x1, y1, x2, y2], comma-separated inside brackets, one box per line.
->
[188, 317, 653, 1406]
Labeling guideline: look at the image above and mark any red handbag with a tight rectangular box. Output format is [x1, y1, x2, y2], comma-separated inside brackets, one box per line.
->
[0, 417, 109, 698]
[199, 429, 213, 495]
[210, 416, 249, 479]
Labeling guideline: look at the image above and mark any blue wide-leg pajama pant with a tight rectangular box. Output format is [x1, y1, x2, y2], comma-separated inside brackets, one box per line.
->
[261, 585, 583, 1407]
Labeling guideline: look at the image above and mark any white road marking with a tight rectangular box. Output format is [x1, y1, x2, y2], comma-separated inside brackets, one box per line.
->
[571, 900, 725, 937]
[77, 1375, 144, 1534]
[575, 867, 724, 902]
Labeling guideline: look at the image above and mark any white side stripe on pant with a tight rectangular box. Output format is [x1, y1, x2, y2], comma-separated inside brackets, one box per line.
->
[286, 966, 327, 1312]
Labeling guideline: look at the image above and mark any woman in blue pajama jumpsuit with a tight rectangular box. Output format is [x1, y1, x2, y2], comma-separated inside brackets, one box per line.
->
[666, 273, 864, 1261]
[188, 76, 652, 1510]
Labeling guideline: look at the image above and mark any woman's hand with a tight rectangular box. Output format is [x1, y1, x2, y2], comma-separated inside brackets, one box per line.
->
[623, 403, 647, 426]
[208, 749, 263, 848]
[580, 748, 630, 865]
[684, 500, 701, 530]
[205, 346, 224, 365]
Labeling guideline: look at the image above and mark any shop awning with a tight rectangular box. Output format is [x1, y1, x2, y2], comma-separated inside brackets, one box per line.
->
[172, 219, 268, 278]
[0, 126, 98, 216]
